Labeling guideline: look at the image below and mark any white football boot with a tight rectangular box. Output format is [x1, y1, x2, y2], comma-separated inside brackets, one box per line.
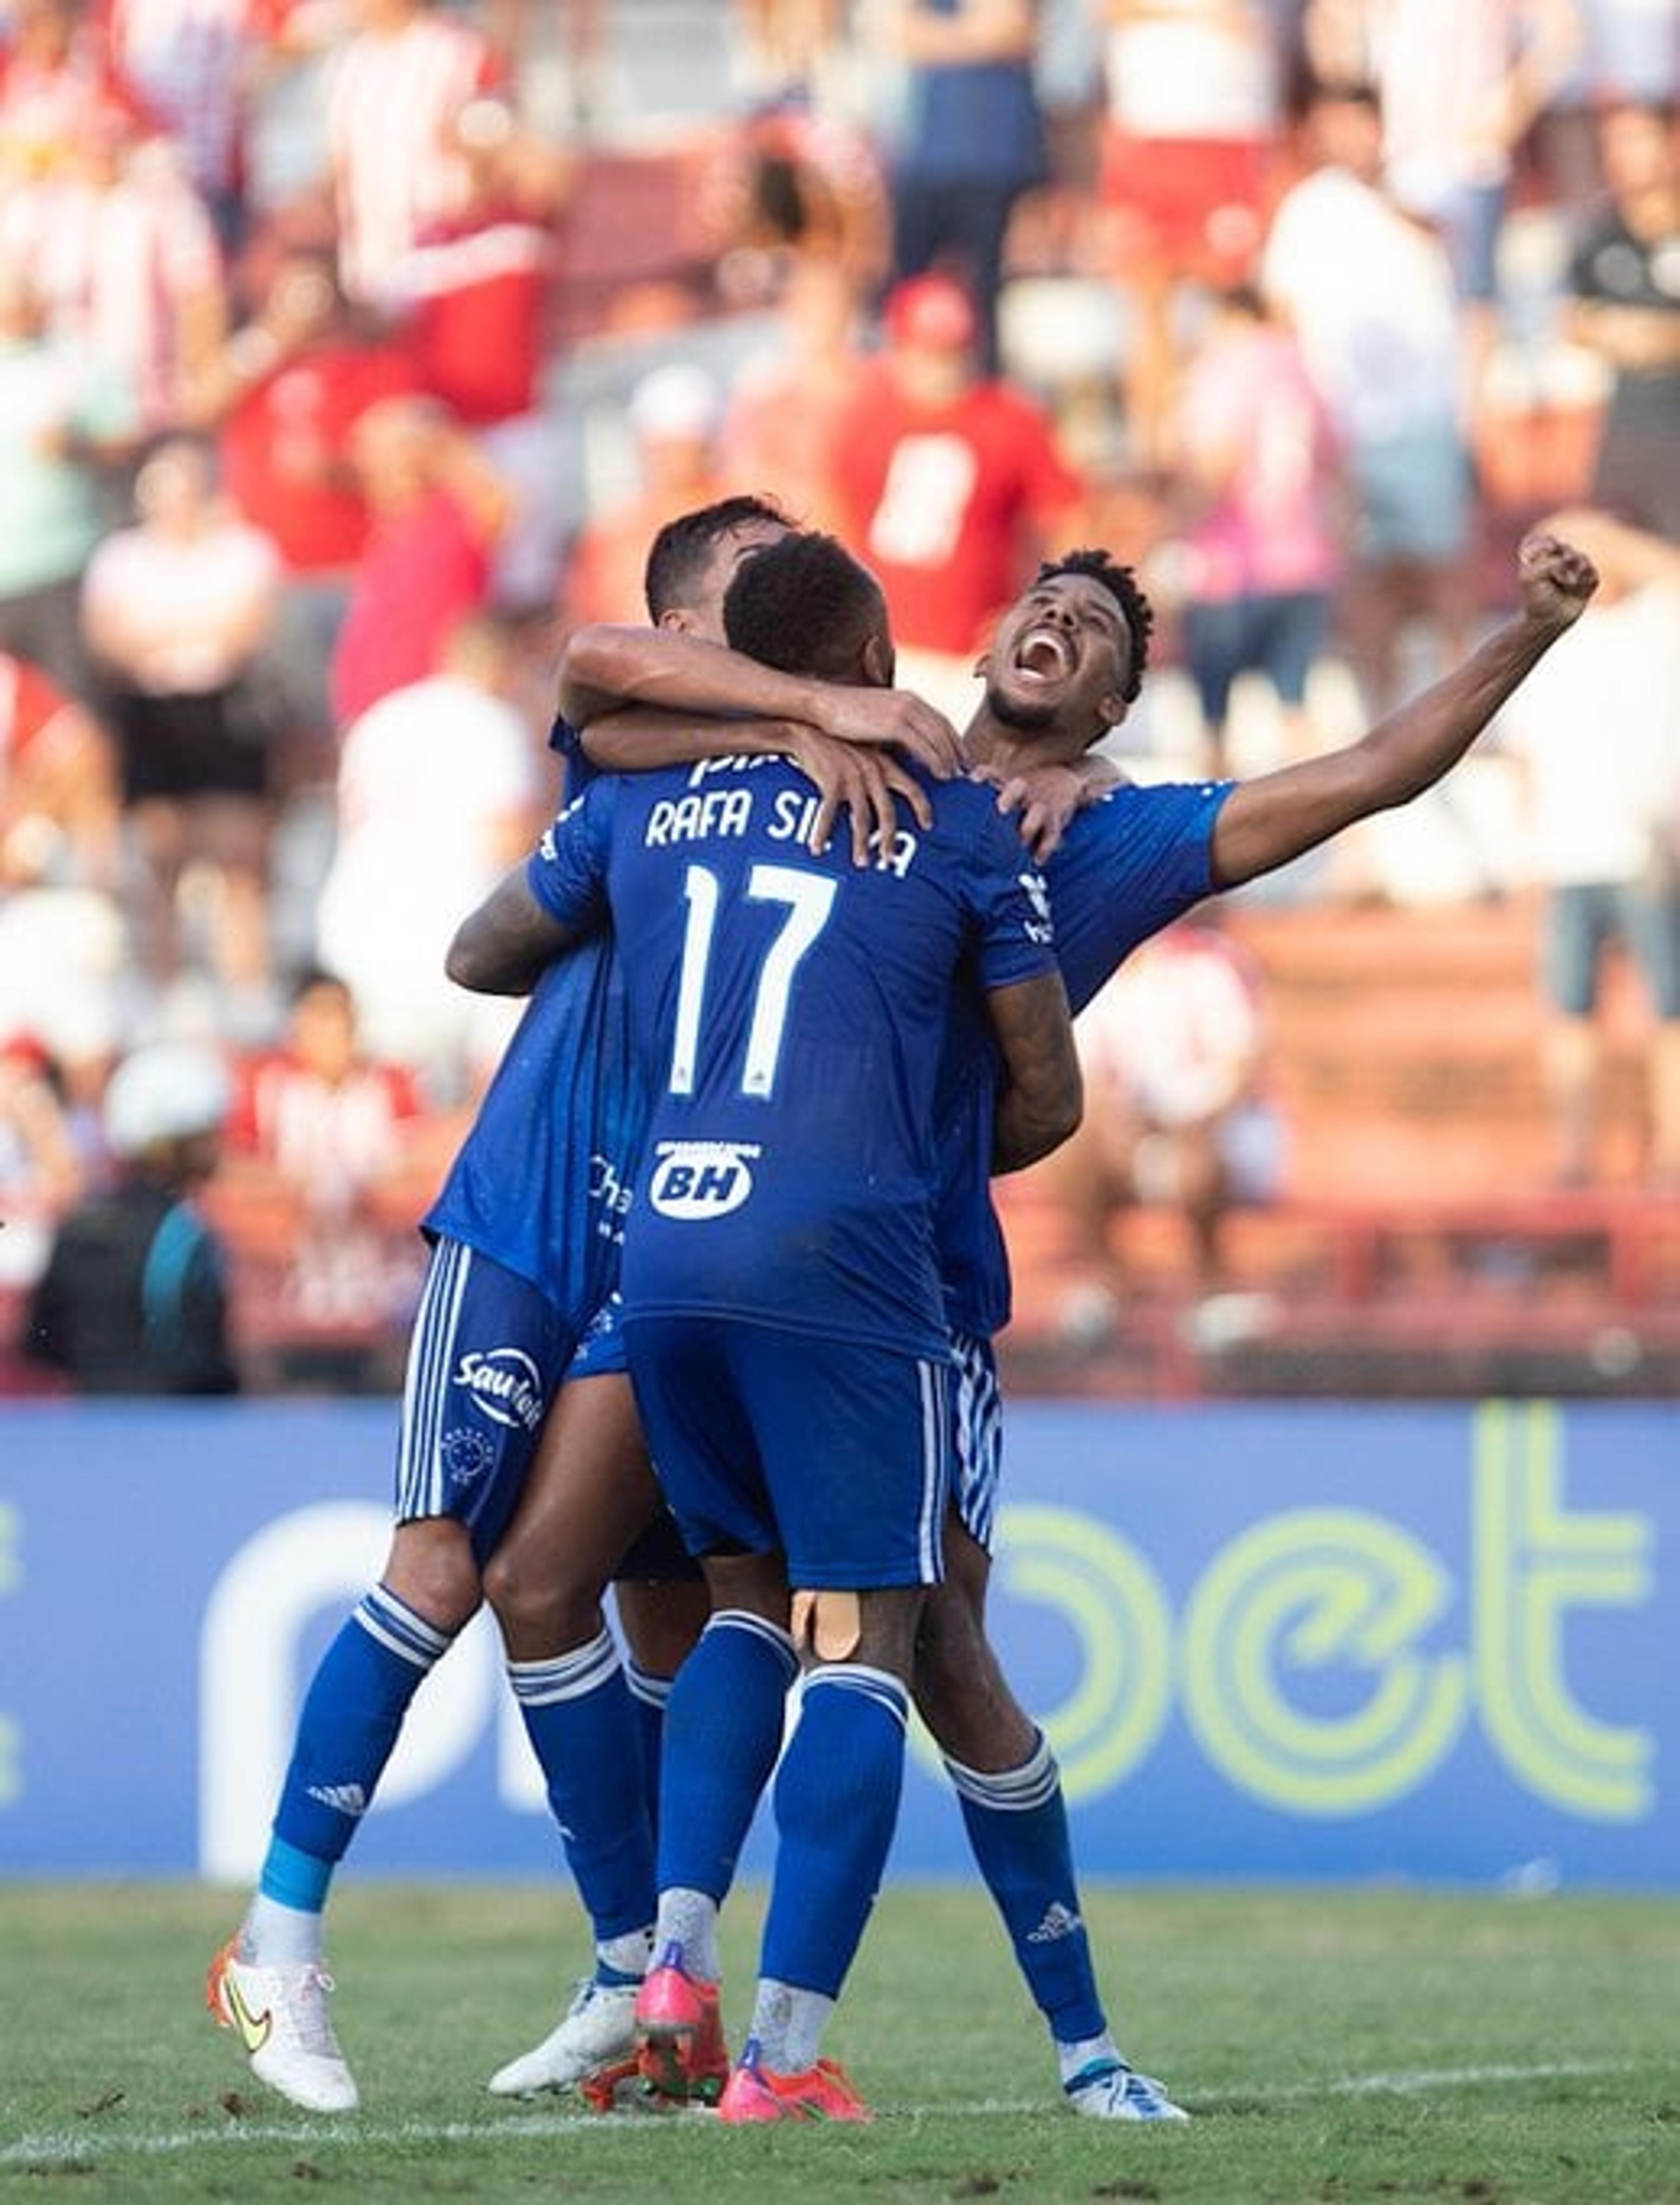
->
[486, 1976, 641, 2100]
[206, 1937, 360, 2114]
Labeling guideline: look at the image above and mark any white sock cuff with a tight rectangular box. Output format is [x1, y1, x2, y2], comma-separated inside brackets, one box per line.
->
[505, 1625, 621, 1707]
[800, 1662, 909, 1728]
[943, 1727, 1060, 1810]
[625, 1659, 673, 1710]
[356, 1583, 454, 1669]
[706, 1607, 798, 1679]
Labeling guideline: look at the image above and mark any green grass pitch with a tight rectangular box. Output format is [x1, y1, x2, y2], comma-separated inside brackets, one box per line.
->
[3, 1881, 1676, 2202]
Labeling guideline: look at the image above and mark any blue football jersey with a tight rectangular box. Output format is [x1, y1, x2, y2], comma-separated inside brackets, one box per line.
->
[423, 944, 644, 1328]
[527, 754, 1059, 1356]
[424, 724, 645, 1331]
[936, 775, 1234, 1339]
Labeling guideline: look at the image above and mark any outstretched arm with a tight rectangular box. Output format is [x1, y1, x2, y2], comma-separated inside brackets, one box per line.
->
[560, 623, 964, 777]
[1208, 531, 1598, 890]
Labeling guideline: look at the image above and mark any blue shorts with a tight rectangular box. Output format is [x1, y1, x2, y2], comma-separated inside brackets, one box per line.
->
[623, 1314, 949, 1591]
[1424, 177, 1505, 305]
[1544, 878, 1680, 1020]
[948, 1328, 1004, 1552]
[394, 1237, 575, 1563]
[614, 1505, 701, 1580]
[1182, 589, 1330, 725]
[1353, 428, 1471, 563]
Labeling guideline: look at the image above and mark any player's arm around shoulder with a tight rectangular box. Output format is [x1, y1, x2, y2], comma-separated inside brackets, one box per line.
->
[446, 791, 609, 995]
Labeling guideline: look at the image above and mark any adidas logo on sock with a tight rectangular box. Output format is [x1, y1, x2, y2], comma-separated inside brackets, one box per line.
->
[1026, 1901, 1084, 1944]
[306, 1782, 369, 1818]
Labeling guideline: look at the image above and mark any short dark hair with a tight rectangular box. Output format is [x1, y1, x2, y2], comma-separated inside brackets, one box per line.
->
[722, 530, 887, 682]
[642, 493, 794, 620]
[1034, 548, 1154, 705]
[287, 963, 353, 1007]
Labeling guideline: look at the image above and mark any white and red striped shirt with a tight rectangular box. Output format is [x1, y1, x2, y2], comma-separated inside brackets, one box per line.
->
[2, 157, 224, 430]
[322, 5, 504, 302]
[98, 0, 294, 202]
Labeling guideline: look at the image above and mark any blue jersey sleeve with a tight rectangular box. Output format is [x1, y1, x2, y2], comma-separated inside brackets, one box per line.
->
[550, 712, 601, 802]
[1049, 779, 1233, 1014]
[934, 776, 1235, 1344]
[527, 782, 614, 936]
[961, 791, 1060, 994]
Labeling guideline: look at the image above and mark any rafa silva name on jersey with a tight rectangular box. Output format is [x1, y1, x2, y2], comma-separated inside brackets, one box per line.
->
[644, 761, 920, 878]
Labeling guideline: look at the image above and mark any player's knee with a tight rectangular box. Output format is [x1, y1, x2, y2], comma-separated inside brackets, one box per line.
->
[384, 1520, 483, 1635]
[911, 1589, 978, 1727]
[911, 1578, 1032, 1764]
[616, 1577, 709, 1674]
[482, 1540, 601, 1645]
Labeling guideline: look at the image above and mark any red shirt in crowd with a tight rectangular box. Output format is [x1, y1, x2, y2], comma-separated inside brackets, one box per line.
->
[328, 484, 494, 728]
[218, 341, 422, 574]
[827, 364, 1085, 657]
[391, 202, 550, 426]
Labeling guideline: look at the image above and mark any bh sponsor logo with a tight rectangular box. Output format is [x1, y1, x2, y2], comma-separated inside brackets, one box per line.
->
[452, 1347, 544, 1431]
[648, 1140, 760, 1219]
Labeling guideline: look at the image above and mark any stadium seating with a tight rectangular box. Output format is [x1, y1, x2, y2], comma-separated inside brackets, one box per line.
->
[999, 894, 1680, 1399]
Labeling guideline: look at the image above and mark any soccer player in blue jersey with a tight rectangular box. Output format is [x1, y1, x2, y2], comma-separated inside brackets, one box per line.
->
[448, 530, 1084, 2123]
[205, 495, 960, 2117]
[553, 521, 1600, 2122]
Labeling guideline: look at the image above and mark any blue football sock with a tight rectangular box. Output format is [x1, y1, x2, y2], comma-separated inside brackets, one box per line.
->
[625, 1659, 672, 1832]
[656, 1610, 797, 1904]
[760, 1665, 908, 1999]
[946, 1730, 1107, 2047]
[264, 1583, 452, 1900]
[508, 1626, 656, 1942]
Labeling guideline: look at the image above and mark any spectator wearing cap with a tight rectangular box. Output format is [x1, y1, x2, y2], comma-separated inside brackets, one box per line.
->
[825, 269, 1089, 726]
[556, 362, 736, 635]
[24, 1039, 242, 1393]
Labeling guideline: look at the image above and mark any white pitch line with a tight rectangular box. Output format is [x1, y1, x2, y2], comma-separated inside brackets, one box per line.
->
[0, 2059, 1644, 2166]
[1321, 2058, 1630, 2098]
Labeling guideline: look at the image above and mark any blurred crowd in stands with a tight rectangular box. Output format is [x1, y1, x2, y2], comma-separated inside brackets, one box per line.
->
[1, 0, 1677, 1390]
